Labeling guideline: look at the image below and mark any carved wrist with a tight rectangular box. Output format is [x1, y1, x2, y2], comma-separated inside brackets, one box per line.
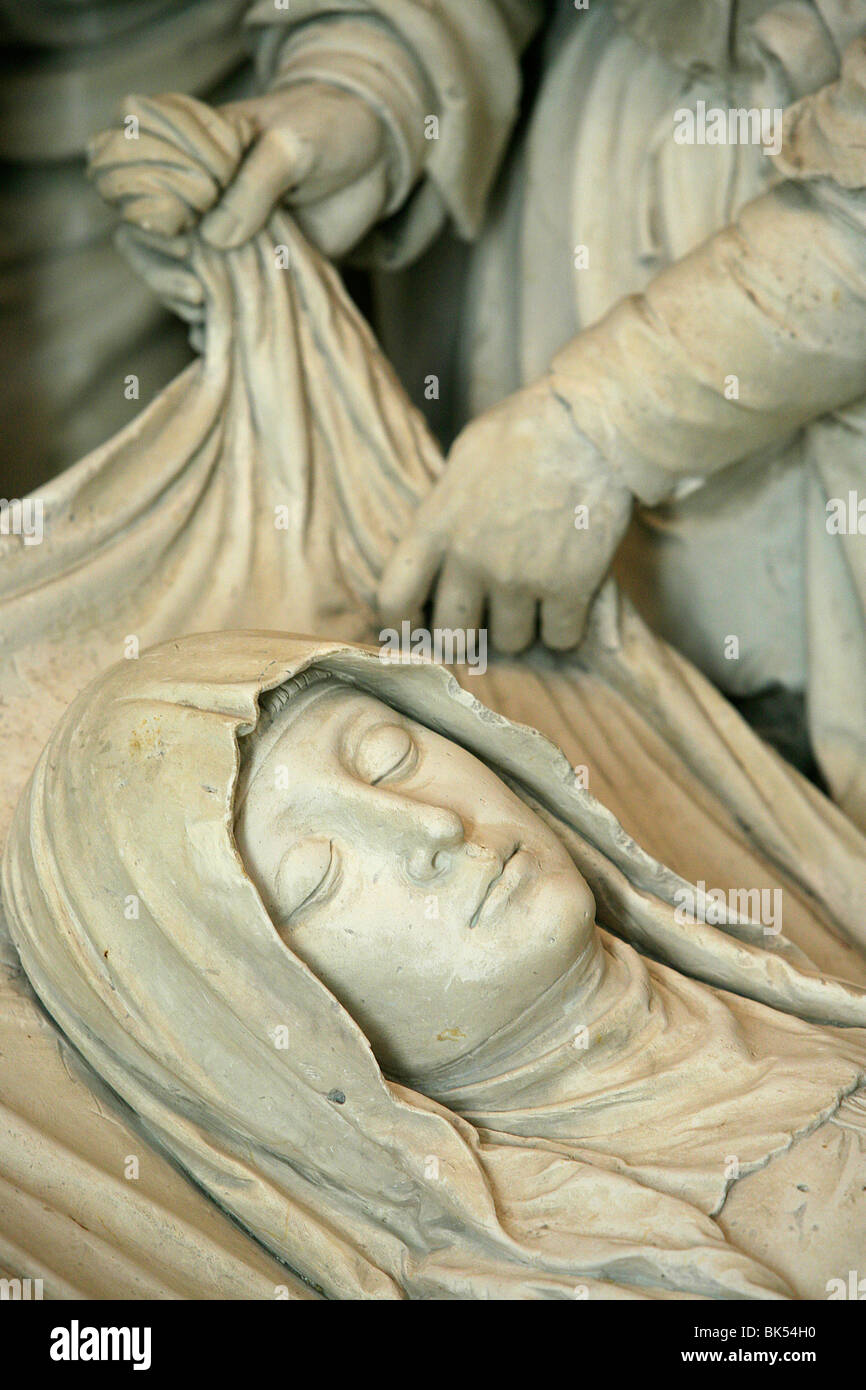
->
[268, 18, 433, 215]
[544, 361, 677, 509]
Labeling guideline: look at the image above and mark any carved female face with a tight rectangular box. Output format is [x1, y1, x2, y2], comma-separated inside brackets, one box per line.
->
[234, 683, 594, 1075]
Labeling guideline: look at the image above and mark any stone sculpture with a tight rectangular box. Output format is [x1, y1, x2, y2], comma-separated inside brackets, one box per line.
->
[2, 12, 866, 1297]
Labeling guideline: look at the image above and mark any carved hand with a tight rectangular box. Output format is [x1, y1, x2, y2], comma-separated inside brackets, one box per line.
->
[378, 379, 633, 654]
[88, 86, 390, 320]
[200, 84, 389, 256]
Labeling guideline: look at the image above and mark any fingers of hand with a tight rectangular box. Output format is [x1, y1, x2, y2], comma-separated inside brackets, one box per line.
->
[378, 529, 444, 629]
[431, 557, 485, 633]
[489, 589, 537, 654]
[540, 595, 587, 652]
[200, 131, 313, 248]
[115, 227, 204, 309]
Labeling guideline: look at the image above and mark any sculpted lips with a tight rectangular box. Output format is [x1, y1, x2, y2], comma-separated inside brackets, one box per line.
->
[469, 846, 532, 928]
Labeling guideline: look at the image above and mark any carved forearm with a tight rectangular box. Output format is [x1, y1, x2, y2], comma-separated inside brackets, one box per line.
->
[551, 35, 866, 506]
[550, 177, 866, 506]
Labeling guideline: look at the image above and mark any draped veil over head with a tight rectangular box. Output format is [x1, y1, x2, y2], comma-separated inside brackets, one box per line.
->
[5, 631, 866, 1300]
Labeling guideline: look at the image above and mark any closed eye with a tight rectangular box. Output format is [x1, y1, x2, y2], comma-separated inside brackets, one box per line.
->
[354, 722, 418, 786]
[275, 837, 340, 923]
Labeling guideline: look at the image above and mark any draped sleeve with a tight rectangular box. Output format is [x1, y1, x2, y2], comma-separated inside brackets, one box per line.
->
[548, 3, 866, 504]
[243, 0, 543, 265]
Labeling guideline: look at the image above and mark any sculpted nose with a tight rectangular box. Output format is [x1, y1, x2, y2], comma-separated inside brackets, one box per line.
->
[406, 804, 465, 882]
